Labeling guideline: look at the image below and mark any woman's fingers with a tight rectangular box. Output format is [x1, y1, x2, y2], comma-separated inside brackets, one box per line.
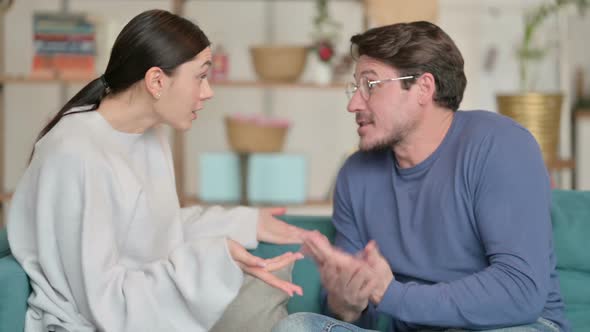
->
[257, 208, 312, 245]
[266, 207, 287, 216]
[228, 238, 305, 297]
[264, 251, 304, 272]
[271, 220, 309, 244]
[301, 231, 334, 264]
[245, 266, 303, 297]
[280, 223, 308, 244]
[227, 239, 266, 268]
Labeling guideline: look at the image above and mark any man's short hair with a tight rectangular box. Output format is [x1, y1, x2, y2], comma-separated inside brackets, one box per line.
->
[350, 21, 467, 111]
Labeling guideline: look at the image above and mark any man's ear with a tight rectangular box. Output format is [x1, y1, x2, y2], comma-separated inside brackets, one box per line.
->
[144, 67, 165, 100]
[417, 73, 436, 105]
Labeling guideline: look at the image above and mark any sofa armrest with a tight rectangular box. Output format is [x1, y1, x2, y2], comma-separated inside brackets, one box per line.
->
[0, 254, 30, 332]
[0, 227, 10, 258]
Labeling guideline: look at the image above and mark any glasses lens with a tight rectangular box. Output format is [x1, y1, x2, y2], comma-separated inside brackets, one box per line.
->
[360, 77, 370, 100]
[345, 82, 357, 100]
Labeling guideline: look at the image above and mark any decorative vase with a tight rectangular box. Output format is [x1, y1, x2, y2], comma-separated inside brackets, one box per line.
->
[497, 93, 563, 163]
[314, 61, 332, 85]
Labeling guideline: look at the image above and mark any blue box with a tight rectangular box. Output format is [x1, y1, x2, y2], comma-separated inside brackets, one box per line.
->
[199, 152, 241, 203]
[247, 153, 307, 205]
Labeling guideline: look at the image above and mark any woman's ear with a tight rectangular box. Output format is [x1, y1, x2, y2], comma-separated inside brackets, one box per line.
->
[145, 67, 165, 100]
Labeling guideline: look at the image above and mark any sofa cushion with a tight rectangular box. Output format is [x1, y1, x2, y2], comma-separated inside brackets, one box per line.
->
[551, 190, 590, 330]
[210, 263, 293, 332]
[250, 215, 334, 314]
[557, 270, 590, 306]
[563, 305, 590, 331]
[551, 190, 590, 272]
[0, 254, 30, 332]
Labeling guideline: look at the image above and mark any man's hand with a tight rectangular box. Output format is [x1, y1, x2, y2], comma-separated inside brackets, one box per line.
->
[227, 239, 304, 297]
[322, 254, 377, 322]
[361, 240, 394, 305]
[302, 232, 377, 322]
[257, 207, 312, 244]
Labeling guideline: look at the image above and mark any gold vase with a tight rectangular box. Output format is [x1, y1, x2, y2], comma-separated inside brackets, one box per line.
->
[496, 93, 563, 163]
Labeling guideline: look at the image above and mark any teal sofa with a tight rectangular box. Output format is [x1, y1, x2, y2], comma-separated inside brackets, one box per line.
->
[1, 190, 589, 331]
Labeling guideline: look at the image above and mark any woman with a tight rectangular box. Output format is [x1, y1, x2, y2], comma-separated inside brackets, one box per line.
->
[7, 9, 308, 332]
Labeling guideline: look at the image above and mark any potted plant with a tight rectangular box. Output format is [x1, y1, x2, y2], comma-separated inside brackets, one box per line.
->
[309, 0, 340, 84]
[497, 0, 589, 164]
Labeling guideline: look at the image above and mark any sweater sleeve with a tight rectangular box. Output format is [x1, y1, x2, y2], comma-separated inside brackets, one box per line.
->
[180, 205, 259, 249]
[376, 128, 553, 329]
[19, 150, 244, 331]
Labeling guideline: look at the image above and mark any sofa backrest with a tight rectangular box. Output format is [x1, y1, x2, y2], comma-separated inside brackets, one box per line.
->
[250, 215, 334, 314]
[1, 190, 589, 331]
[550, 190, 590, 330]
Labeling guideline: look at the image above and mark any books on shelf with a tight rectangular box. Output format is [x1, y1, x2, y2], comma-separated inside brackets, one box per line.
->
[32, 12, 96, 79]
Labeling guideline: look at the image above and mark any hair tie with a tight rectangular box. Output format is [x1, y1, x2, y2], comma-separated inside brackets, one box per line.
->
[100, 75, 112, 94]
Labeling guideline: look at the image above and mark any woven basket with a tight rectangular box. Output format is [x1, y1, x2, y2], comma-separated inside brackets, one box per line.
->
[250, 45, 307, 82]
[225, 117, 288, 153]
[497, 93, 563, 163]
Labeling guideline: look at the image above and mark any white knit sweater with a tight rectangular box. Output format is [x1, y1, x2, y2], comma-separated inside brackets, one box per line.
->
[8, 109, 258, 332]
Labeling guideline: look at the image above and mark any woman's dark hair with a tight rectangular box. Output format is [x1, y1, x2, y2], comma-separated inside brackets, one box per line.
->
[350, 21, 466, 111]
[33, 9, 210, 150]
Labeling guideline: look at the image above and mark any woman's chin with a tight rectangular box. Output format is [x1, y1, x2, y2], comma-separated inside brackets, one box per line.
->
[171, 121, 193, 131]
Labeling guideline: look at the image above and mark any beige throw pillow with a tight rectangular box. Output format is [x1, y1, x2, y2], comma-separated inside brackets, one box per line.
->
[210, 263, 293, 332]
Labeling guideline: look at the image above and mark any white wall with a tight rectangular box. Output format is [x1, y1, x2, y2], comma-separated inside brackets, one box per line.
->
[3, 0, 590, 201]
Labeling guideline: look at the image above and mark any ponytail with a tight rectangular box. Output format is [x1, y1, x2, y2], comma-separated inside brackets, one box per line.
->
[29, 75, 110, 161]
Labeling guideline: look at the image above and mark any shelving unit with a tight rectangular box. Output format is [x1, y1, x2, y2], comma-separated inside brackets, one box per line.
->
[0, 0, 358, 212]
[0, 0, 417, 216]
[169, 0, 360, 203]
[0, 75, 346, 89]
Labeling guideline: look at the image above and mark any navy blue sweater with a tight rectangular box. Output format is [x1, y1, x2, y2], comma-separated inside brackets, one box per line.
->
[327, 110, 568, 331]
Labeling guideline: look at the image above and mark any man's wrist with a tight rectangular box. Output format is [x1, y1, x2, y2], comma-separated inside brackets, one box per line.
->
[327, 294, 365, 322]
[371, 274, 394, 304]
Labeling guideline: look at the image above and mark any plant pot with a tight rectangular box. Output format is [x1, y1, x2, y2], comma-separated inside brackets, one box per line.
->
[496, 93, 563, 163]
[224, 117, 289, 153]
[313, 61, 333, 85]
[250, 45, 307, 82]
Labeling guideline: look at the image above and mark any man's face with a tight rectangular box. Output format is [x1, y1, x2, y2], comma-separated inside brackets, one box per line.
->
[347, 55, 420, 151]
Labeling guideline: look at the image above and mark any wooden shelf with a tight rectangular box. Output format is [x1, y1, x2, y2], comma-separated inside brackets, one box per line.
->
[212, 80, 345, 89]
[547, 159, 575, 171]
[0, 192, 11, 203]
[0, 75, 346, 89]
[0, 75, 93, 84]
[575, 109, 590, 119]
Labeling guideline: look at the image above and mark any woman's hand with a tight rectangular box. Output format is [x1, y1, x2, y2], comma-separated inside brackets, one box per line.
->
[257, 207, 311, 244]
[227, 239, 304, 297]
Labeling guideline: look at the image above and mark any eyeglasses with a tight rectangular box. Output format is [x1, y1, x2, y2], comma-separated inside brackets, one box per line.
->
[345, 75, 415, 100]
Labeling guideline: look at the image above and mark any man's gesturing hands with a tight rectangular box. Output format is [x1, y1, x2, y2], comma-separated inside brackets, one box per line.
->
[301, 232, 394, 322]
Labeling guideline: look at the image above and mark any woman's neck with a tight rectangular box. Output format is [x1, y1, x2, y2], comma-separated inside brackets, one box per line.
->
[97, 88, 158, 134]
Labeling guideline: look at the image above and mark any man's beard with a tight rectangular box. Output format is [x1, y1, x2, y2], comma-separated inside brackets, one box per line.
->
[359, 133, 403, 152]
[357, 114, 415, 152]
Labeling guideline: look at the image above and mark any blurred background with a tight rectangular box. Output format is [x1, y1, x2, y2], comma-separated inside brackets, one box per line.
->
[0, 0, 589, 222]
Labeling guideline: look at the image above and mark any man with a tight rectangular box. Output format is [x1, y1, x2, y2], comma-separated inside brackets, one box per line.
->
[273, 21, 567, 332]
